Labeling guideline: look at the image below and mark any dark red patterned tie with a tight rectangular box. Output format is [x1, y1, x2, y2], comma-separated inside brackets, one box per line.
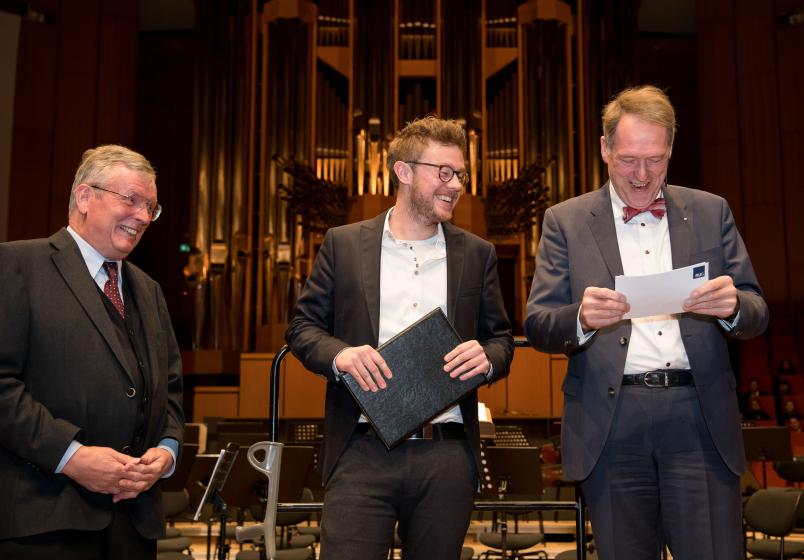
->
[622, 198, 666, 223]
[102, 261, 125, 318]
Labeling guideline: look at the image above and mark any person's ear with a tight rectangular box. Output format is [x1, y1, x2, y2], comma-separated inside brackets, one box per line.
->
[394, 160, 413, 186]
[74, 184, 94, 214]
[600, 135, 611, 164]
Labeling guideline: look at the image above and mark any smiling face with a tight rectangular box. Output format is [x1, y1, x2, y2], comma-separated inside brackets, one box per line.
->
[601, 113, 671, 210]
[70, 165, 157, 260]
[395, 140, 464, 234]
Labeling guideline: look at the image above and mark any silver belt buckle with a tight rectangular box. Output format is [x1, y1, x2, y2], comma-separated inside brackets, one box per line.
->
[643, 371, 668, 388]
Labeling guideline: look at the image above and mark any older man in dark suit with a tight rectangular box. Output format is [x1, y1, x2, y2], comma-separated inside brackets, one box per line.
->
[0, 145, 184, 559]
[286, 116, 513, 560]
[525, 86, 768, 560]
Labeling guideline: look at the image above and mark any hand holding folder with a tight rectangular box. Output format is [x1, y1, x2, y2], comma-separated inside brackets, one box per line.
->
[340, 308, 487, 449]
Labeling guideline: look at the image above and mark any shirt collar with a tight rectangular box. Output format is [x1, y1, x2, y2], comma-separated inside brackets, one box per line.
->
[66, 226, 122, 279]
[382, 207, 446, 248]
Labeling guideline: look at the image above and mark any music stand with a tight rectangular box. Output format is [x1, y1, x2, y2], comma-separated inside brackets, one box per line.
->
[478, 446, 544, 558]
[743, 426, 793, 487]
[193, 442, 240, 560]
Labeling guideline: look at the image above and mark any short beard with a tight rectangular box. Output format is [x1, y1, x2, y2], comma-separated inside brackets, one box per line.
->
[408, 179, 453, 227]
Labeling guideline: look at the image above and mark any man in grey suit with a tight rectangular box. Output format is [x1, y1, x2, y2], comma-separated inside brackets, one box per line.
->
[286, 116, 513, 559]
[0, 145, 184, 559]
[525, 86, 768, 560]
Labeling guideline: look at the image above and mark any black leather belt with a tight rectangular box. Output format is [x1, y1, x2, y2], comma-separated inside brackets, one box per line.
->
[621, 369, 694, 388]
[354, 422, 466, 440]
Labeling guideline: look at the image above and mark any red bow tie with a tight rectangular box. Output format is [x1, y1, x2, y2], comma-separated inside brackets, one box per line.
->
[622, 198, 666, 223]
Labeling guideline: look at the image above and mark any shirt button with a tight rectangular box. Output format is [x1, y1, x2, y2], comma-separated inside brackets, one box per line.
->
[658, 331, 662, 336]
[666, 362, 671, 367]
[414, 271, 419, 276]
[645, 250, 650, 255]
[640, 222, 645, 227]
[126, 387, 136, 398]
[413, 303, 418, 308]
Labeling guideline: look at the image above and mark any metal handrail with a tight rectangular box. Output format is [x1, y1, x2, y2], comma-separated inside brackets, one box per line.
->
[268, 344, 588, 559]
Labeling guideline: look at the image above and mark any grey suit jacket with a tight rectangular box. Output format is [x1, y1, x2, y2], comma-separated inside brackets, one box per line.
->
[525, 185, 768, 481]
[0, 228, 184, 539]
[286, 211, 514, 484]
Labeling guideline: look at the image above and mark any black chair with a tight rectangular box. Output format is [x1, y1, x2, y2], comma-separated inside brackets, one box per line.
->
[744, 488, 804, 560]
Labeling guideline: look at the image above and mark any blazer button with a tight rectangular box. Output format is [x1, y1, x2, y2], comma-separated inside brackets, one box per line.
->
[608, 387, 616, 396]
[618, 336, 628, 346]
[564, 339, 573, 348]
[126, 387, 136, 398]
[121, 445, 133, 454]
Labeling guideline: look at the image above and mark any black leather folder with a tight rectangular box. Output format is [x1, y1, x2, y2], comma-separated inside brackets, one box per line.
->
[342, 308, 484, 449]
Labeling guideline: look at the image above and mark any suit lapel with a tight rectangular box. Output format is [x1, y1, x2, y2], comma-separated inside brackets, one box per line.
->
[443, 222, 465, 323]
[665, 186, 692, 269]
[360, 213, 385, 344]
[587, 185, 624, 280]
[49, 229, 136, 384]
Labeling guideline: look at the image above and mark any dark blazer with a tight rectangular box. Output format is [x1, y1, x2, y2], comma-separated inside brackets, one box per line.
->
[525, 185, 768, 481]
[0, 228, 184, 539]
[286, 211, 514, 484]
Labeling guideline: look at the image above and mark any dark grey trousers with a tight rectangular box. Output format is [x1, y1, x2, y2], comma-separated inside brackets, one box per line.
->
[320, 432, 476, 560]
[582, 384, 743, 560]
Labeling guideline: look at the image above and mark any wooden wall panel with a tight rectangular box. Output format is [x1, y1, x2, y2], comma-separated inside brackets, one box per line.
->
[733, 0, 787, 304]
[282, 353, 326, 417]
[239, 352, 274, 417]
[507, 346, 550, 415]
[697, 0, 800, 311]
[9, 0, 139, 242]
[193, 386, 239, 422]
[7, 1, 60, 241]
[775, 0, 804, 307]
[48, 0, 102, 235]
[95, 2, 139, 145]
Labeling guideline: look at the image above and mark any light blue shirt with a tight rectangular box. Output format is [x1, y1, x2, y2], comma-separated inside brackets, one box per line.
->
[56, 227, 178, 477]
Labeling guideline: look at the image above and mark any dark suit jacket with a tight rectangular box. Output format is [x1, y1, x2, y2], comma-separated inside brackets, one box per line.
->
[0, 228, 184, 539]
[285, 211, 514, 484]
[525, 185, 768, 481]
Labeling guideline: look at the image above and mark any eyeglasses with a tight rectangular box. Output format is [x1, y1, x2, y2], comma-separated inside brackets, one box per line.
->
[406, 161, 468, 186]
[90, 184, 162, 221]
[613, 154, 670, 171]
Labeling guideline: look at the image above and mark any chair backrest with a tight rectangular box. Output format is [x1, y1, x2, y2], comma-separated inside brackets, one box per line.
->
[163, 488, 190, 519]
[774, 460, 804, 483]
[744, 489, 802, 537]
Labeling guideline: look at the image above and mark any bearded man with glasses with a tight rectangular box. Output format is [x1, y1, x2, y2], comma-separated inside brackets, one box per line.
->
[0, 145, 184, 559]
[286, 116, 513, 559]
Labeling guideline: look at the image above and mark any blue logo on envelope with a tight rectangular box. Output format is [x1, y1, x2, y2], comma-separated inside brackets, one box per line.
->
[693, 265, 706, 279]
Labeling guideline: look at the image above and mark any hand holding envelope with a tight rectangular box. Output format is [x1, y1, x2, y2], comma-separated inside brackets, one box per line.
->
[615, 262, 709, 319]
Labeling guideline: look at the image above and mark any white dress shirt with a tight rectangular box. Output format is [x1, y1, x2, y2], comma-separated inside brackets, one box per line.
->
[607, 185, 692, 374]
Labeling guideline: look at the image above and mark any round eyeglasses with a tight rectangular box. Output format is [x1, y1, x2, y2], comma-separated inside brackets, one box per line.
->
[405, 161, 469, 186]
